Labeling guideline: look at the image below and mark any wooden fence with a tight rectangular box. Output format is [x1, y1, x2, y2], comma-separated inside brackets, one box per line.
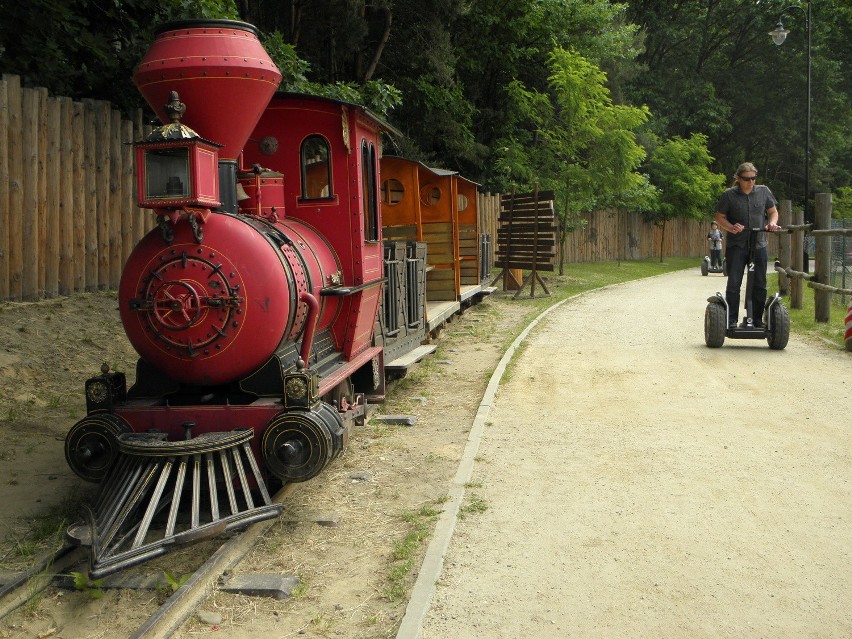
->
[0, 74, 155, 302]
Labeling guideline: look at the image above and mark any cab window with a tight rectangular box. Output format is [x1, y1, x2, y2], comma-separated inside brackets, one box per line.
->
[361, 140, 379, 241]
[301, 135, 332, 199]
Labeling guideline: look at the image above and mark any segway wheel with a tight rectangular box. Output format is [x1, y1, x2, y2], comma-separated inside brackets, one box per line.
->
[704, 302, 726, 348]
[767, 302, 790, 350]
[701, 260, 709, 276]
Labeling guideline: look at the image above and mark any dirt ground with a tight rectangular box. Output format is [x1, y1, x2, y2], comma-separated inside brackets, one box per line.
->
[0, 286, 532, 639]
[0, 269, 849, 639]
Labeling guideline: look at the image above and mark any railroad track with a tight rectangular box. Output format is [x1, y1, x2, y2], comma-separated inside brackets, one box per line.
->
[0, 484, 296, 638]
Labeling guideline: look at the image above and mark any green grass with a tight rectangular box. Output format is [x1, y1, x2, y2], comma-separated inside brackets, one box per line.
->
[384, 502, 442, 601]
[769, 274, 849, 349]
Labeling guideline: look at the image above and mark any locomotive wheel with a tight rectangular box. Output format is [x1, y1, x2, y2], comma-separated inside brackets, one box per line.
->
[704, 302, 726, 348]
[65, 414, 132, 482]
[326, 379, 354, 410]
[767, 303, 790, 350]
[262, 412, 334, 483]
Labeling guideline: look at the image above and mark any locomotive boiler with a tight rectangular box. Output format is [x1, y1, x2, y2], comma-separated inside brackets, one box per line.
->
[64, 19, 395, 577]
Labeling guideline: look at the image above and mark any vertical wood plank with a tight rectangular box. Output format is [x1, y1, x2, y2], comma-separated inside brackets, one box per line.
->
[777, 200, 792, 296]
[0, 78, 9, 300]
[121, 118, 134, 267]
[110, 108, 122, 288]
[21, 87, 40, 300]
[133, 109, 146, 245]
[82, 100, 98, 290]
[45, 95, 61, 297]
[72, 101, 86, 293]
[791, 209, 804, 310]
[96, 101, 112, 290]
[59, 97, 75, 295]
[36, 87, 48, 298]
[5, 74, 23, 300]
[814, 193, 833, 322]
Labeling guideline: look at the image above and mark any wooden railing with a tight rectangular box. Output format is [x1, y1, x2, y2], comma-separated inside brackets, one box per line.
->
[773, 193, 851, 324]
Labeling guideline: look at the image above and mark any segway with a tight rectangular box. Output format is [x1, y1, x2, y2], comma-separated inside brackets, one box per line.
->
[701, 255, 727, 276]
[704, 228, 789, 350]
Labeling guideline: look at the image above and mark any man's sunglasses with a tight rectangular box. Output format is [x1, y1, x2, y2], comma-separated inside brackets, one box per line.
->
[739, 175, 757, 181]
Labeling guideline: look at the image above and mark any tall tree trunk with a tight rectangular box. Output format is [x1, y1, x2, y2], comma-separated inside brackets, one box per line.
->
[363, 7, 392, 83]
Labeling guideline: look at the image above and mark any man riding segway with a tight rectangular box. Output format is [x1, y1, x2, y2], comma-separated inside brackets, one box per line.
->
[704, 162, 789, 349]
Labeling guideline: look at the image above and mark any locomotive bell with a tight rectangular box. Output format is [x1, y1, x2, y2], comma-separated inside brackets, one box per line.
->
[135, 92, 222, 210]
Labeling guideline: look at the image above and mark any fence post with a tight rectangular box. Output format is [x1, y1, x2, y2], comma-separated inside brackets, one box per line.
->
[778, 200, 791, 295]
[814, 193, 833, 322]
[791, 209, 804, 310]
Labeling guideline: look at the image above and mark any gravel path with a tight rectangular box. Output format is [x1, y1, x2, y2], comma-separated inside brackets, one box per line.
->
[414, 269, 852, 639]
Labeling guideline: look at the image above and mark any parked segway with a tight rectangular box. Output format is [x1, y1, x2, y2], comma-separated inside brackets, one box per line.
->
[701, 255, 727, 276]
[704, 228, 789, 350]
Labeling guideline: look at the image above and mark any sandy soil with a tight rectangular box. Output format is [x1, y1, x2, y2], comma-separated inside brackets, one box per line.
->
[0, 286, 531, 639]
[419, 270, 852, 639]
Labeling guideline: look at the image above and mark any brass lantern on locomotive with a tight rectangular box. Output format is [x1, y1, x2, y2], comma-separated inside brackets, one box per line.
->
[135, 91, 221, 211]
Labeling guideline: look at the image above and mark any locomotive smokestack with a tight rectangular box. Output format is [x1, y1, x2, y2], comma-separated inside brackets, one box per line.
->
[133, 19, 282, 167]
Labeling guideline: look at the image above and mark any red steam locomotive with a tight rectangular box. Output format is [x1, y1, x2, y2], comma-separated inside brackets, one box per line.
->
[62, 19, 491, 577]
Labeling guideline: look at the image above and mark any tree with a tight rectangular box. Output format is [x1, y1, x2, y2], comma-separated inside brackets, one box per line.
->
[623, 0, 852, 221]
[645, 133, 726, 261]
[0, 0, 239, 112]
[491, 47, 649, 273]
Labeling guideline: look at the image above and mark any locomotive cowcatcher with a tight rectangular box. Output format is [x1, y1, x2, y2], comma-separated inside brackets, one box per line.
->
[63, 19, 397, 577]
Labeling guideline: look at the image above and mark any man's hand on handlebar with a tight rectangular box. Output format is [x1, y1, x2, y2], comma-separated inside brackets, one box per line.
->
[729, 223, 744, 234]
[765, 223, 781, 231]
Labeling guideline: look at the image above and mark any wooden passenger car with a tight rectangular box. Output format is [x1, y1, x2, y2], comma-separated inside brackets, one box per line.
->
[380, 157, 491, 334]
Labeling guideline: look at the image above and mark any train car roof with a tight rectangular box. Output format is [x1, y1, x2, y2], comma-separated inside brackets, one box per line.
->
[383, 156, 481, 186]
[272, 91, 403, 138]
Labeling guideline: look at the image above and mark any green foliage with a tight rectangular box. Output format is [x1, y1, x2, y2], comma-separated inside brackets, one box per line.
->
[163, 571, 191, 592]
[0, 0, 239, 111]
[647, 134, 726, 222]
[262, 32, 311, 90]
[1, 0, 847, 208]
[833, 187, 852, 220]
[644, 133, 725, 260]
[262, 30, 402, 118]
[71, 571, 105, 598]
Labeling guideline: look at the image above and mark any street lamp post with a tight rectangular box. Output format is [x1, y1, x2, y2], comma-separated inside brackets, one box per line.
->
[769, 1, 812, 225]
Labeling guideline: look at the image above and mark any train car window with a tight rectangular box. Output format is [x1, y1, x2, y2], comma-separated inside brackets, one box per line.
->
[457, 193, 469, 211]
[300, 135, 332, 199]
[381, 179, 405, 204]
[420, 184, 441, 206]
[361, 140, 379, 241]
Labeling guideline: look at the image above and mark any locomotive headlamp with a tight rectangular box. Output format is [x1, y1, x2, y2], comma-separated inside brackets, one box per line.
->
[84, 365, 127, 414]
[135, 91, 222, 210]
[283, 371, 320, 409]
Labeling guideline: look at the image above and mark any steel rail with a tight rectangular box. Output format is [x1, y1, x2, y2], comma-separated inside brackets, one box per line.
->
[128, 483, 296, 639]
